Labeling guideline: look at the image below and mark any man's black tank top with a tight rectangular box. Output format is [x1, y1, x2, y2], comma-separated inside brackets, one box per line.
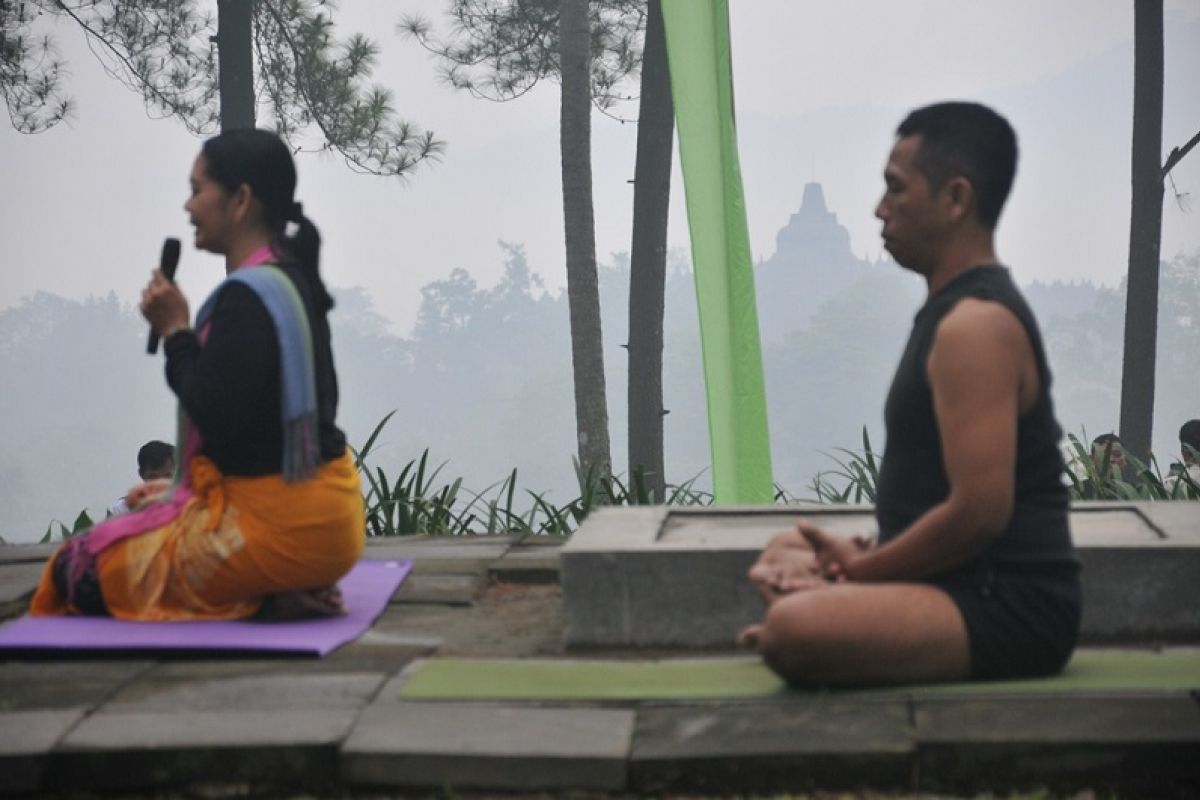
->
[874, 265, 1075, 568]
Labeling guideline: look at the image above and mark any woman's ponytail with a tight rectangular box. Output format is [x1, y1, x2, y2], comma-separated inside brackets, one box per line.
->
[281, 202, 334, 313]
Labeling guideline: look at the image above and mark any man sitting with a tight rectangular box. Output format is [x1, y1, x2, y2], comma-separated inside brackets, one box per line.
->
[740, 102, 1080, 687]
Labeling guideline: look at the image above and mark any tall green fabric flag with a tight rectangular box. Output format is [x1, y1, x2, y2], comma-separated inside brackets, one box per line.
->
[661, 0, 773, 504]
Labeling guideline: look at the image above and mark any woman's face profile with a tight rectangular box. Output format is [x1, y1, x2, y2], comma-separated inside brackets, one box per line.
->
[184, 155, 234, 254]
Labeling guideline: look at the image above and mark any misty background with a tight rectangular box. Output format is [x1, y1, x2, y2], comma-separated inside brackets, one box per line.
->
[1, 2, 1199, 540]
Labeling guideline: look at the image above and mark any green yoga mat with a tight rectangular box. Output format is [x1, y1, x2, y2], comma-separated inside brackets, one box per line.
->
[397, 650, 1200, 701]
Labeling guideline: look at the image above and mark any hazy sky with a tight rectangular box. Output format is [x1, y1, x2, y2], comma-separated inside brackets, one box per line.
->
[1, 0, 1198, 335]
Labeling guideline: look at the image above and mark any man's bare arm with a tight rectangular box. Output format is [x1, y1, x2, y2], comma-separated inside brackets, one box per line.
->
[837, 299, 1036, 581]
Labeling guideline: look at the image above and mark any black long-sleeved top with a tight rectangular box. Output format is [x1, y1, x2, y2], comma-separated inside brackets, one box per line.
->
[163, 264, 346, 476]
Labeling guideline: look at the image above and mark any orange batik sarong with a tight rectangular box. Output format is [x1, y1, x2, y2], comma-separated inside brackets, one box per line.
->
[31, 451, 364, 621]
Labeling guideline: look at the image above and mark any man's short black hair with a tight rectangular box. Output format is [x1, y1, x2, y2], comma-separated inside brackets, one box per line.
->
[137, 440, 175, 475]
[1181, 420, 1200, 451]
[1092, 432, 1121, 447]
[896, 101, 1018, 230]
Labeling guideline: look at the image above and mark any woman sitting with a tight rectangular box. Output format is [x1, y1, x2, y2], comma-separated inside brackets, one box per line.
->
[31, 129, 364, 621]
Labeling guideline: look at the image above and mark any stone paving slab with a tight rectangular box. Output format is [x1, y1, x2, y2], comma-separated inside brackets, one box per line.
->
[348, 629, 444, 651]
[53, 709, 357, 791]
[394, 572, 484, 605]
[364, 543, 510, 574]
[630, 697, 913, 794]
[368, 534, 523, 548]
[102, 671, 386, 712]
[488, 546, 562, 584]
[0, 709, 85, 794]
[0, 544, 55, 566]
[342, 701, 634, 791]
[0, 563, 44, 605]
[912, 694, 1200, 795]
[322, 630, 443, 672]
[0, 660, 156, 711]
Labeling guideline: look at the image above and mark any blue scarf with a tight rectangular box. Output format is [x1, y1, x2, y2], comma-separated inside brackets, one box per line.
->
[195, 265, 319, 482]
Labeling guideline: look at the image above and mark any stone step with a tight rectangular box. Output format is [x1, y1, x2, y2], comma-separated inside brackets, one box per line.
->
[7, 661, 1195, 796]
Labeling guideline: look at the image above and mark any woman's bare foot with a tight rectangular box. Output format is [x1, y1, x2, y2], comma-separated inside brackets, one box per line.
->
[258, 586, 346, 621]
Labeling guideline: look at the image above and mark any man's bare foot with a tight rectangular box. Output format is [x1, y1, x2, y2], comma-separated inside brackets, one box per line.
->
[258, 586, 346, 621]
[747, 528, 823, 603]
[737, 622, 764, 650]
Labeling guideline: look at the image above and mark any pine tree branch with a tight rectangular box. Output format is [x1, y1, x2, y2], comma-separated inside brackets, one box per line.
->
[1161, 127, 1200, 182]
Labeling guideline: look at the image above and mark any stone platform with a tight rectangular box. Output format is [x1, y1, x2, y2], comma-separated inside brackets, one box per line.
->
[560, 502, 1200, 648]
[1, 514, 1198, 797]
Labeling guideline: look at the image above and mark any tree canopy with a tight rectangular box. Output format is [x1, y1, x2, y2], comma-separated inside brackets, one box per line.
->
[400, 0, 644, 111]
[1, 0, 441, 176]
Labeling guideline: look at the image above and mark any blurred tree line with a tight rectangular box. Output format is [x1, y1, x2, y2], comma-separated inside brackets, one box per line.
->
[3, 245, 1197, 541]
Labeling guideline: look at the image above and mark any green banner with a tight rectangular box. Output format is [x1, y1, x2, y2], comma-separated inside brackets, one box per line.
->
[661, 0, 773, 504]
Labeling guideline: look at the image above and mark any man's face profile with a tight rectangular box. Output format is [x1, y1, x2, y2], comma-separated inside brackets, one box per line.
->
[875, 135, 944, 272]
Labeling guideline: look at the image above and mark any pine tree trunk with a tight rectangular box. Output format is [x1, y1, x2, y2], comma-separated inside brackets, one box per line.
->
[217, 0, 255, 131]
[627, 0, 673, 503]
[559, 0, 612, 484]
[1118, 0, 1163, 463]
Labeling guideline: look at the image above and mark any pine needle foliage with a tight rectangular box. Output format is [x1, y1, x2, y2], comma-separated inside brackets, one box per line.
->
[399, 0, 645, 113]
[2, 0, 441, 177]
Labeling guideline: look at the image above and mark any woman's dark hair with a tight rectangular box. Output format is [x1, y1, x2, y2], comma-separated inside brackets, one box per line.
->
[200, 128, 334, 311]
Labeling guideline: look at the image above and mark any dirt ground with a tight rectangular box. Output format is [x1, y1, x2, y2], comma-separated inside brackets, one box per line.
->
[377, 580, 568, 658]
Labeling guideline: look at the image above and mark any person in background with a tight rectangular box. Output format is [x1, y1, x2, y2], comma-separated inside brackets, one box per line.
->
[108, 440, 175, 516]
[1165, 419, 1200, 495]
[1089, 432, 1127, 479]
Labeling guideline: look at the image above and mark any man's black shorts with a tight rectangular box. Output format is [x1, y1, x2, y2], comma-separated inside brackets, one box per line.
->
[930, 560, 1082, 681]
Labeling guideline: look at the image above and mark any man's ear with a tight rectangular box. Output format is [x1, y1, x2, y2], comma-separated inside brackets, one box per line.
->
[944, 176, 975, 223]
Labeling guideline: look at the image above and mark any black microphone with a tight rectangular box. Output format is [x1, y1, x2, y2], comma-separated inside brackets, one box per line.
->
[146, 237, 182, 355]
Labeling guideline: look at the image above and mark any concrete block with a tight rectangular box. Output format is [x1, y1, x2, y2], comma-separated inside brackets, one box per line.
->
[631, 697, 913, 794]
[1079, 546, 1200, 641]
[1138, 501, 1200, 543]
[342, 702, 634, 791]
[561, 504, 1200, 648]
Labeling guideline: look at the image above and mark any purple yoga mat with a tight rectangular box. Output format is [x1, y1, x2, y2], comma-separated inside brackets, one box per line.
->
[0, 558, 411, 657]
